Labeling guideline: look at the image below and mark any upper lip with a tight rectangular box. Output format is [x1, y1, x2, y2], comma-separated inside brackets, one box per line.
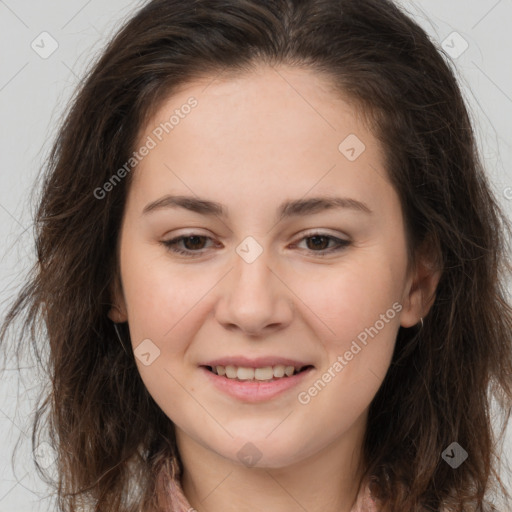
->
[201, 356, 313, 369]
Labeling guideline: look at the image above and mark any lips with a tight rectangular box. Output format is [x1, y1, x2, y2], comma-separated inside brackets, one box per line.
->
[200, 363, 315, 402]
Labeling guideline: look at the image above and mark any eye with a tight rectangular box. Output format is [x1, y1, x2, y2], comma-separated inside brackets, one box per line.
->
[161, 232, 351, 257]
[161, 234, 215, 257]
[291, 232, 351, 256]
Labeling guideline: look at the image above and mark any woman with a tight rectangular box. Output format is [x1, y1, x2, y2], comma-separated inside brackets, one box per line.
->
[1, 0, 511, 510]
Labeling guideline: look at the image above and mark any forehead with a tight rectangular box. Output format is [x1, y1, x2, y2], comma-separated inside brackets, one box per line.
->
[129, 64, 394, 216]
[144, 63, 370, 144]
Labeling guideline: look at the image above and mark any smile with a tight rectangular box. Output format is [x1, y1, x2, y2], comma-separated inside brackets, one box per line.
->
[201, 365, 314, 402]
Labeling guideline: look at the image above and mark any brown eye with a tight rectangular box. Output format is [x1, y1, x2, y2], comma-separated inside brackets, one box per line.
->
[305, 235, 331, 251]
[180, 235, 208, 250]
[162, 235, 214, 256]
[295, 233, 351, 256]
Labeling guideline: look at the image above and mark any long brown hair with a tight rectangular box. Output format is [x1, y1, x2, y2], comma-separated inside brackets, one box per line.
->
[1, 0, 511, 510]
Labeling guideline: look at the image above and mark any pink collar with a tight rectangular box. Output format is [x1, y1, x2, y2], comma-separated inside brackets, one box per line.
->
[156, 456, 379, 511]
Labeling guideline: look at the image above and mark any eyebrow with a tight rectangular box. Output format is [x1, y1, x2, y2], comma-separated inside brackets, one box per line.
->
[142, 194, 373, 220]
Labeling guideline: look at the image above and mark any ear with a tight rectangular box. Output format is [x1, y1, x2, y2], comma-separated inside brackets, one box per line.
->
[400, 236, 442, 328]
[107, 272, 128, 323]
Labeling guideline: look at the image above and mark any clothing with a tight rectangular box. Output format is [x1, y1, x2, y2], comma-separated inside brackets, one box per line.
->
[157, 455, 379, 511]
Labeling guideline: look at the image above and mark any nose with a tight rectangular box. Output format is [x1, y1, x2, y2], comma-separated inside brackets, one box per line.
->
[214, 249, 294, 337]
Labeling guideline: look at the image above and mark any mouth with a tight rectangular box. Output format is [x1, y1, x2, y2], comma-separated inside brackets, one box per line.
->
[202, 364, 314, 382]
[200, 363, 315, 402]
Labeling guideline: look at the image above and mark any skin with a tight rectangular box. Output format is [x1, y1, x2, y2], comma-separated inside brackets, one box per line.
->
[109, 64, 440, 512]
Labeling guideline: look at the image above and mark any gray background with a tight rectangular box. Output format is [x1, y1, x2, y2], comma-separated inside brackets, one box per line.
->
[0, 0, 511, 510]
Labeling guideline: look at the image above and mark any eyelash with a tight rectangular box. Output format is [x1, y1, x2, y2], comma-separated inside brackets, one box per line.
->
[161, 232, 351, 258]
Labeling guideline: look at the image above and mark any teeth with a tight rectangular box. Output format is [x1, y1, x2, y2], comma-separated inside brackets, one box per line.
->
[225, 365, 237, 378]
[273, 365, 285, 378]
[254, 367, 273, 380]
[237, 367, 255, 380]
[284, 366, 294, 377]
[211, 364, 305, 381]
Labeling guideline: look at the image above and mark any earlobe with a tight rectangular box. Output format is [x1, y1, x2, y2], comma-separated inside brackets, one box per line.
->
[400, 243, 442, 328]
[108, 275, 128, 323]
[107, 304, 127, 323]
[399, 282, 422, 328]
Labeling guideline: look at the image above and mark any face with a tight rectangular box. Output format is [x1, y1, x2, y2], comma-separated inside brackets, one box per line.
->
[110, 64, 429, 468]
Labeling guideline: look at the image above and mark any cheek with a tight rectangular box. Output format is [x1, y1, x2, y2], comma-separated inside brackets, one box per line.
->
[296, 256, 404, 341]
[294, 264, 401, 425]
[119, 240, 200, 354]
[120, 252, 206, 418]
[292, 251, 404, 401]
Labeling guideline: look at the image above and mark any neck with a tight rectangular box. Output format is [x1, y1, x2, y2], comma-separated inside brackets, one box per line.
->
[176, 412, 368, 512]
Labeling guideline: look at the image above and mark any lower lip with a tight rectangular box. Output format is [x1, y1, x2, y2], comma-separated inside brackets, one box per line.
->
[200, 366, 314, 403]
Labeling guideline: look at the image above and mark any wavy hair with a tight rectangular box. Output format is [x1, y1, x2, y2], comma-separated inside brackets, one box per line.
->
[1, 0, 511, 510]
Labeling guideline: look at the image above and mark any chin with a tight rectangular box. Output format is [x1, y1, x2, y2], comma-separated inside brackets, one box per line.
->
[220, 433, 310, 469]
